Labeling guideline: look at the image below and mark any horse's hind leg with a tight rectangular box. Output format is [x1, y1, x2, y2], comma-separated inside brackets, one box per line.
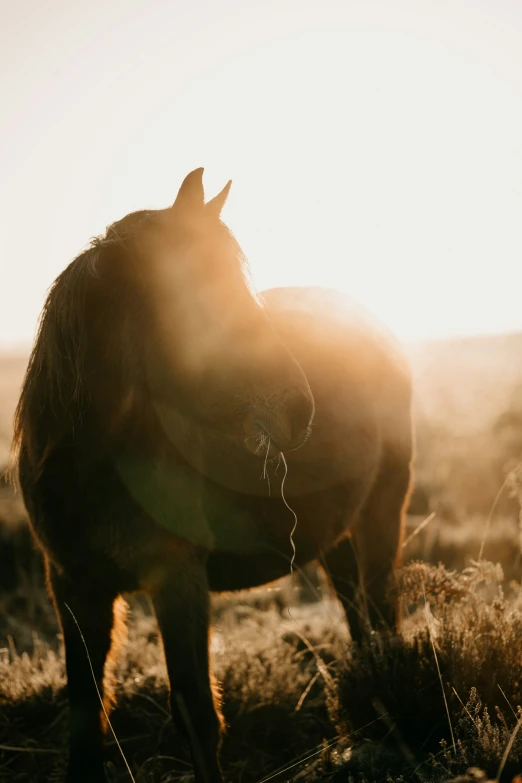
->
[47, 560, 118, 783]
[321, 536, 365, 643]
[324, 447, 412, 643]
[354, 447, 412, 637]
[145, 549, 224, 783]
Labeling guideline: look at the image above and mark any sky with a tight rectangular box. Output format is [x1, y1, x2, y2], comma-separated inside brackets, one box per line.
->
[2, 0, 522, 349]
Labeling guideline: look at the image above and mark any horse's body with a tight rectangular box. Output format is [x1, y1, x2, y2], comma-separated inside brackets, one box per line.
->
[13, 170, 412, 783]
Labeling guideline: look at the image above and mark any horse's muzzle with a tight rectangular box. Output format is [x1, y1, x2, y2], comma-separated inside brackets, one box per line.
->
[243, 393, 314, 457]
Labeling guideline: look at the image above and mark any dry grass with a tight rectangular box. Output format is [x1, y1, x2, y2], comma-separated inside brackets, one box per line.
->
[1, 560, 522, 782]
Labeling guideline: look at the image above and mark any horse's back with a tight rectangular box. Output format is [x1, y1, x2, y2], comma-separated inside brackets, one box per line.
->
[264, 286, 411, 439]
[261, 286, 411, 406]
[263, 285, 412, 470]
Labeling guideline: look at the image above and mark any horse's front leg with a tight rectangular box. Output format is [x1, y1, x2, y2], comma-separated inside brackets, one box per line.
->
[47, 560, 118, 783]
[144, 546, 224, 783]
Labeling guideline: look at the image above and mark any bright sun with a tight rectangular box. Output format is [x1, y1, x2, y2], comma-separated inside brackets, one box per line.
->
[2, 0, 522, 347]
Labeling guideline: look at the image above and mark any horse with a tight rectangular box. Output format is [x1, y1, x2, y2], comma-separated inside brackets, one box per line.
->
[12, 168, 413, 783]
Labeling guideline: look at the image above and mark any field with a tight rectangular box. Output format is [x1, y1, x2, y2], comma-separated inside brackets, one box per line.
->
[1, 334, 522, 783]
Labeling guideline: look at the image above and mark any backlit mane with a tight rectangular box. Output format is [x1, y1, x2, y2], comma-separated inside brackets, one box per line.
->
[11, 210, 152, 467]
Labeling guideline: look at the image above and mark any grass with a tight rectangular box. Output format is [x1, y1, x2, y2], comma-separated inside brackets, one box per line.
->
[331, 561, 522, 782]
[1, 588, 339, 783]
[1, 559, 522, 783]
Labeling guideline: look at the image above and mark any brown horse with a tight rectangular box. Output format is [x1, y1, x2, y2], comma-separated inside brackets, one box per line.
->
[12, 169, 413, 783]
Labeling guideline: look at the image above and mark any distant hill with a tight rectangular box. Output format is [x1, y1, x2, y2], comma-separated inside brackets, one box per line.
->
[2, 330, 522, 466]
[408, 331, 522, 433]
[0, 352, 28, 467]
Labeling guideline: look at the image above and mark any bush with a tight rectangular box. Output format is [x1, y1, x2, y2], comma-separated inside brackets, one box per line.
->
[331, 561, 522, 782]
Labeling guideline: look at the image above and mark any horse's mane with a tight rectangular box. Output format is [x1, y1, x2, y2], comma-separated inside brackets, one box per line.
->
[11, 211, 152, 470]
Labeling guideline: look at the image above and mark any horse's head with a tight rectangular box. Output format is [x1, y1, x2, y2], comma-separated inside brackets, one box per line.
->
[112, 168, 314, 456]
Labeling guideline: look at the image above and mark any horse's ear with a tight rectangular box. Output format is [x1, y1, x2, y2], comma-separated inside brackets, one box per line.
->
[205, 180, 232, 219]
[172, 168, 205, 213]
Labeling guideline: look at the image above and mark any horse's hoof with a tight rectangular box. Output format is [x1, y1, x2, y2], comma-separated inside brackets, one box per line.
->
[66, 766, 108, 783]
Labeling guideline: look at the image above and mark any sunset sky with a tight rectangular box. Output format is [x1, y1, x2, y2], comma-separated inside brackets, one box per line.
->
[2, 0, 522, 348]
